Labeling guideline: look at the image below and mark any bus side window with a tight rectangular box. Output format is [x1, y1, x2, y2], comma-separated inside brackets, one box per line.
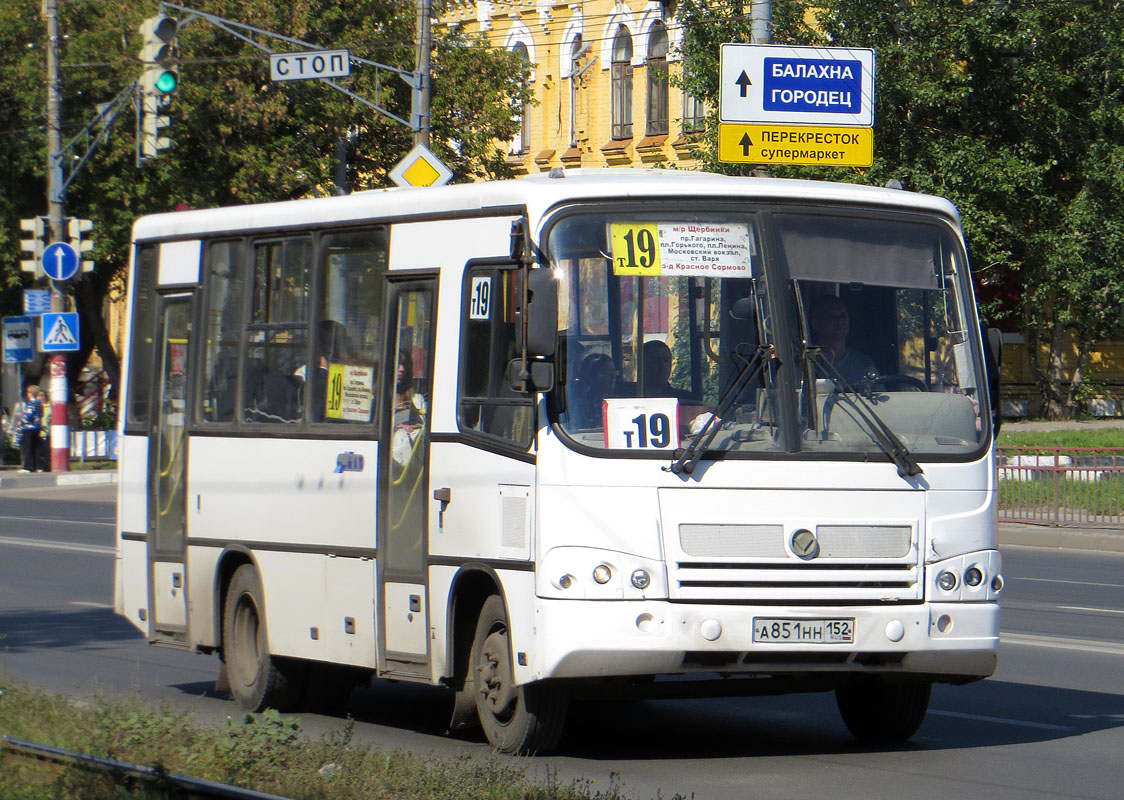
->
[458, 265, 534, 448]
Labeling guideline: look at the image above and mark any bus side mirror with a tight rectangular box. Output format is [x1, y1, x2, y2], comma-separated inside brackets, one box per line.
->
[523, 269, 558, 359]
[985, 326, 1003, 434]
[507, 359, 554, 393]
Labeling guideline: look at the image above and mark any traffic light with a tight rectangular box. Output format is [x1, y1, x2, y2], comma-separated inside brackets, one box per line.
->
[138, 14, 179, 158]
[67, 217, 95, 273]
[19, 217, 47, 275]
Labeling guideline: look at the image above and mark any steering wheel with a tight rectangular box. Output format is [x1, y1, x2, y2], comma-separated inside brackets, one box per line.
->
[871, 374, 928, 392]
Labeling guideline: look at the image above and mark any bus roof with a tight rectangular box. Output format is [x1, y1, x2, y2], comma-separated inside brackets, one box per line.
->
[130, 169, 962, 242]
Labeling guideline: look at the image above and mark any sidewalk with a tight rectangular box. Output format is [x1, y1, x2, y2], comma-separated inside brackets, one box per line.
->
[0, 467, 117, 489]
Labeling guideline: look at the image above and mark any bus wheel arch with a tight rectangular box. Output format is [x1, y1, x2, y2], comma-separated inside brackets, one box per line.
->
[221, 562, 306, 712]
[470, 594, 568, 754]
[446, 567, 501, 732]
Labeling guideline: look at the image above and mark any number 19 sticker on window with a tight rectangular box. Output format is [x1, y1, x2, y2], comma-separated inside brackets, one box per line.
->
[609, 222, 755, 278]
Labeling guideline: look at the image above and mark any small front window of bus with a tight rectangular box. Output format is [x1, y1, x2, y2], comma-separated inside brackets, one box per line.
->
[547, 212, 783, 454]
[778, 213, 988, 457]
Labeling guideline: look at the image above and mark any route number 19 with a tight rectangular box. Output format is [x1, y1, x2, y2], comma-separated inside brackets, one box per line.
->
[610, 223, 662, 276]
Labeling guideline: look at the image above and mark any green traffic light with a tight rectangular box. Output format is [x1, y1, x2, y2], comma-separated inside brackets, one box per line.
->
[155, 70, 177, 93]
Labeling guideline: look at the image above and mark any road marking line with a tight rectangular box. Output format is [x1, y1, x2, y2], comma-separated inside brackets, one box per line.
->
[1002, 632, 1124, 656]
[0, 536, 114, 555]
[69, 601, 113, 609]
[1056, 605, 1124, 615]
[929, 709, 1074, 731]
[1017, 576, 1124, 589]
[0, 515, 114, 527]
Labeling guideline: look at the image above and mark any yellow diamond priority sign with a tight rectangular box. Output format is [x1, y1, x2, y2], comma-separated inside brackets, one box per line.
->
[718, 123, 873, 167]
[390, 144, 454, 188]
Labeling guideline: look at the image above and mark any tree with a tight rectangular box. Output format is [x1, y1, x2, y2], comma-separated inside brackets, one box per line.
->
[0, 0, 530, 403]
[677, 0, 1124, 417]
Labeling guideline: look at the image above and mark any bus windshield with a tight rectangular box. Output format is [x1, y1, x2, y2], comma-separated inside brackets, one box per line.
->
[546, 206, 987, 460]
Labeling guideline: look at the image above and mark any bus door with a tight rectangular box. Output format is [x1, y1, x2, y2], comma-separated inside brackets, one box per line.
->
[148, 293, 192, 643]
[378, 279, 436, 676]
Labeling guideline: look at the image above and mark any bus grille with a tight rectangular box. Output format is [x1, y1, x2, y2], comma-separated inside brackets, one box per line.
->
[671, 524, 922, 603]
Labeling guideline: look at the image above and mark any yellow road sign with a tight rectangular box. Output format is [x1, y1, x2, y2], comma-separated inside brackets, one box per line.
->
[718, 123, 873, 167]
[389, 144, 453, 188]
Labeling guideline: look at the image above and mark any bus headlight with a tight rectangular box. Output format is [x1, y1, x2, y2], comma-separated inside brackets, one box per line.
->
[630, 569, 651, 590]
[937, 570, 958, 592]
[991, 574, 1004, 593]
[964, 566, 985, 587]
[592, 564, 612, 584]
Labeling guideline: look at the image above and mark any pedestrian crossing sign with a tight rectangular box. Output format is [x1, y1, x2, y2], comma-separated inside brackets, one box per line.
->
[40, 311, 80, 352]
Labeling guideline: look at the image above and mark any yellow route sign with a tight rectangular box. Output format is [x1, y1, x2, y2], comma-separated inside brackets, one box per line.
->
[718, 123, 873, 167]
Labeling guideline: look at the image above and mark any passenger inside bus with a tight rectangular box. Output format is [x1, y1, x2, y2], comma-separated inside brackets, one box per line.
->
[808, 294, 877, 386]
[642, 340, 691, 400]
[570, 352, 617, 429]
[304, 319, 347, 421]
[392, 347, 426, 468]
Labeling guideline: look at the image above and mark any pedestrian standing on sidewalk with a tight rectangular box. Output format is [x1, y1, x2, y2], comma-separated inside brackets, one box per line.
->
[36, 388, 51, 472]
[16, 384, 44, 473]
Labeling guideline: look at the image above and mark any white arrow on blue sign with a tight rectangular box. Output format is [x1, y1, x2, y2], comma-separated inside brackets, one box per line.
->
[41, 241, 81, 281]
[720, 44, 875, 127]
[40, 311, 80, 353]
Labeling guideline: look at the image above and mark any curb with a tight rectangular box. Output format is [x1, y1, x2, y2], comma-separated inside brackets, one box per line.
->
[998, 523, 1124, 554]
[0, 471, 118, 489]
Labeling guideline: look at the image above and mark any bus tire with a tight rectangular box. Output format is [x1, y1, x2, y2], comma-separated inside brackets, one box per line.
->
[471, 595, 567, 754]
[223, 564, 305, 712]
[835, 677, 931, 742]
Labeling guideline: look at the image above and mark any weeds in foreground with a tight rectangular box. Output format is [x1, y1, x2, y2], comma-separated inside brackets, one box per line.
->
[0, 683, 693, 800]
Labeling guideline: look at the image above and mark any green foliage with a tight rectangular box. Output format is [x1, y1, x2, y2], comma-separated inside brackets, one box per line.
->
[0, 0, 531, 385]
[677, 0, 1124, 418]
[0, 682, 695, 799]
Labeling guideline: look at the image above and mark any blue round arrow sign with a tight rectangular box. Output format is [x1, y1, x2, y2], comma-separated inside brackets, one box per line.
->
[42, 241, 80, 281]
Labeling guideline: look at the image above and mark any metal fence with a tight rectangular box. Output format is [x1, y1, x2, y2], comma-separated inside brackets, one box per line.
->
[997, 446, 1124, 526]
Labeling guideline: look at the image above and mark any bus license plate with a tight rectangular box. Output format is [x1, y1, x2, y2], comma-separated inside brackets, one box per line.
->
[753, 618, 855, 644]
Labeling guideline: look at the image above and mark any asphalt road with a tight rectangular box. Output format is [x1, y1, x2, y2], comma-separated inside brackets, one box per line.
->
[1, 483, 1122, 799]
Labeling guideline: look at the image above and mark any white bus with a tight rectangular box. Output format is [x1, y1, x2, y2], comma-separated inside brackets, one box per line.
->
[115, 170, 1003, 754]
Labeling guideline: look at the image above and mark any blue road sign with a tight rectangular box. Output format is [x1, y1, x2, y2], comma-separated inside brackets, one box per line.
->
[42, 241, 80, 281]
[40, 311, 80, 353]
[23, 289, 50, 315]
[3, 316, 34, 363]
[719, 44, 875, 127]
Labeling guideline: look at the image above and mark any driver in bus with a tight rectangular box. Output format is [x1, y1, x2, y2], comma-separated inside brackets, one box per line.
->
[809, 294, 877, 386]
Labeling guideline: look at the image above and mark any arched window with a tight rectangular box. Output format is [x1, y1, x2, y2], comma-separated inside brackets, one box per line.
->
[645, 21, 669, 136]
[570, 34, 583, 147]
[611, 26, 633, 140]
[510, 41, 529, 154]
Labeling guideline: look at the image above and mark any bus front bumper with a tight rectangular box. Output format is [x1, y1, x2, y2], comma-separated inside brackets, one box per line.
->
[530, 599, 998, 684]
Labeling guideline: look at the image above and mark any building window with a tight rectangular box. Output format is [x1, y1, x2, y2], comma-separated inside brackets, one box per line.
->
[510, 41, 529, 155]
[569, 34, 583, 147]
[645, 22, 668, 137]
[682, 92, 705, 134]
[611, 26, 633, 140]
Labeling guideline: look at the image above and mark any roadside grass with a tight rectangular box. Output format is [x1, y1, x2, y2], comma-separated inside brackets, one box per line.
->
[997, 428, 1124, 449]
[0, 682, 662, 800]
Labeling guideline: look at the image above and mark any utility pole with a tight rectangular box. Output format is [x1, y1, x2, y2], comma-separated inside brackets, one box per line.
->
[44, 0, 70, 472]
[751, 0, 773, 44]
[412, 0, 431, 147]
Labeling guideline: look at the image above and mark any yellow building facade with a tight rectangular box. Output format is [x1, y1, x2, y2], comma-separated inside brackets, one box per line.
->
[439, 1, 704, 172]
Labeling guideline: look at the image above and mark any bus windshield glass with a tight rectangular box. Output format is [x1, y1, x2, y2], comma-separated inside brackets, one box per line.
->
[546, 207, 987, 459]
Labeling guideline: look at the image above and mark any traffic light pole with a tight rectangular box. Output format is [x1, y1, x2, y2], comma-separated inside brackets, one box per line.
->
[44, 0, 70, 473]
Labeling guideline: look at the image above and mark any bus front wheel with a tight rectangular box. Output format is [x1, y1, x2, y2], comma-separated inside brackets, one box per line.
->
[471, 595, 567, 754]
[835, 677, 931, 742]
[222, 564, 305, 712]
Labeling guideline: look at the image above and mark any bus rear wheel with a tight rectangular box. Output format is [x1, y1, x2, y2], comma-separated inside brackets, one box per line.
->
[223, 564, 305, 712]
[835, 677, 931, 742]
[471, 595, 567, 754]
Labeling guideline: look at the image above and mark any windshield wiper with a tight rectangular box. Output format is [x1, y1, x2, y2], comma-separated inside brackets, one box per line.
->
[669, 344, 774, 476]
[806, 348, 922, 479]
